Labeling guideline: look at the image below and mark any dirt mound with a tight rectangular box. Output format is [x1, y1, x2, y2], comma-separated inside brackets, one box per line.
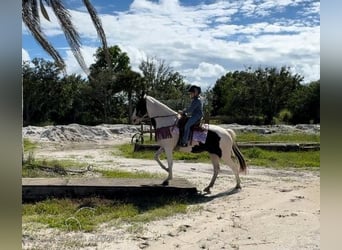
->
[23, 123, 320, 143]
[220, 123, 320, 134]
[23, 124, 139, 142]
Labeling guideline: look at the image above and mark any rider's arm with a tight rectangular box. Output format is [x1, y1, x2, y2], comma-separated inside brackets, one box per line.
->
[185, 99, 201, 115]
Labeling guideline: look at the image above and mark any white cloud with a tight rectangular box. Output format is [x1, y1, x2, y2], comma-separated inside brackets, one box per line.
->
[184, 62, 226, 80]
[118, 45, 147, 72]
[24, 0, 320, 88]
[22, 48, 31, 63]
[290, 63, 320, 83]
[64, 46, 97, 77]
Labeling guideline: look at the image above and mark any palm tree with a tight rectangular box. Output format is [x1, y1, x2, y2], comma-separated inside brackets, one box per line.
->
[22, 0, 111, 75]
[22, 0, 111, 164]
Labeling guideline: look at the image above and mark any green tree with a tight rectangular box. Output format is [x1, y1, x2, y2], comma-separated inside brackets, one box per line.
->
[258, 67, 303, 124]
[88, 46, 131, 123]
[23, 58, 92, 125]
[23, 58, 62, 125]
[116, 70, 144, 123]
[212, 66, 304, 124]
[56, 74, 88, 124]
[139, 57, 187, 110]
[288, 80, 320, 124]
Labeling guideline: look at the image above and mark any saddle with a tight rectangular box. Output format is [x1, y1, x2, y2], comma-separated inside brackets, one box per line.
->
[177, 114, 204, 145]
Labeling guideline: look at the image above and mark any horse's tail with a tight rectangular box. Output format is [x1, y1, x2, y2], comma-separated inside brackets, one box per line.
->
[232, 143, 247, 173]
[227, 129, 236, 141]
[227, 129, 247, 174]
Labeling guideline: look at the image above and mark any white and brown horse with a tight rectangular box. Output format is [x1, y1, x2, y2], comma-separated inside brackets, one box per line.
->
[132, 95, 247, 193]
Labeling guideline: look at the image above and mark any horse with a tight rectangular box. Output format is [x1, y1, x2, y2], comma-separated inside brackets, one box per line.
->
[131, 95, 247, 193]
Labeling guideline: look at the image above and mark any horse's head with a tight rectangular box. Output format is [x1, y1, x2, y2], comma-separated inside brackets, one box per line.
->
[131, 97, 148, 124]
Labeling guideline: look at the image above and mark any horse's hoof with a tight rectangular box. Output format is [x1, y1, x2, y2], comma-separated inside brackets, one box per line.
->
[203, 187, 211, 194]
[235, 184, 241, 190]
[162, 180, 169, 186]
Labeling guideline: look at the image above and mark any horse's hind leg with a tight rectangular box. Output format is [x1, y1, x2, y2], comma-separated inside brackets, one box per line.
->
[225, 156, 241, 189]
[203, 154, 220, 193]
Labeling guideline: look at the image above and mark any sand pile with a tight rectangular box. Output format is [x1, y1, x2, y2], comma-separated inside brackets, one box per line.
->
[22, 124, 139, 142]
[23, 123, 320, 143]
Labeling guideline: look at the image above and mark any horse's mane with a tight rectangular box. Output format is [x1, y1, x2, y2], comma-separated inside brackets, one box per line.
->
[145, 95, 177, 117]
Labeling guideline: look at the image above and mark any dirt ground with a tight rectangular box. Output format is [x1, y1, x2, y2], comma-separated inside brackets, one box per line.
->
[22, 126, 320, 250]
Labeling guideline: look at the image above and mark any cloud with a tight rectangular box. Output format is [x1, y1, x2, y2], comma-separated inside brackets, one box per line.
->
[23, 0, 320, 88]
[64, 45, 97, 76]
[22, 48, 30, 63]
[184, 62, 226, 80]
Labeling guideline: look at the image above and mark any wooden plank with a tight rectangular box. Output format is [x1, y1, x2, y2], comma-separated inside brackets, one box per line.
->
[237, 142, 320, 151]
[134, 143, 160, 152]
[22, 177, 198, 202]
[133, 142, 320, 152]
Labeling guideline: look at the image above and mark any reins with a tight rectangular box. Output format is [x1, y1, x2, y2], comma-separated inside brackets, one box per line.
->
[150, 114, 178, 119]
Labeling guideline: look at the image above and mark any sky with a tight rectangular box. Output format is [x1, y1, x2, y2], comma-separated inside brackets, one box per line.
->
[22, 0, 320, 90]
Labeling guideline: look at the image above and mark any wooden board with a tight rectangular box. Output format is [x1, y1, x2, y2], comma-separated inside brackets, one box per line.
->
[22, 177, 198, 202]
[134, 142, 320, 152]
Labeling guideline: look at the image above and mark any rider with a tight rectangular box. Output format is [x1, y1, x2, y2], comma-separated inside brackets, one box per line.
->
[180, 85, 203, 147]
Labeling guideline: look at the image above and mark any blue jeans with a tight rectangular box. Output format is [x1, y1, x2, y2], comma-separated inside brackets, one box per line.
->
[181, 116, 200, 144]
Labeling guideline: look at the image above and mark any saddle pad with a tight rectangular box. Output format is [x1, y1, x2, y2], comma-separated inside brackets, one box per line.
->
[172, 124, 209, 144]
[193, 124, 209, 143]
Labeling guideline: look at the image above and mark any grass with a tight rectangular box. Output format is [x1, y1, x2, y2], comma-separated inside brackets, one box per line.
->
[116, 143, 210, 162]
[236, 132, 320, 143]
[98, 169, 163, 179]
[23, 138, 37, 152]
[237, 132, 320, 170]
[241, 147, 320, 170]
[116, 132, 320, 170]
[23, 196, 192, 232]
[22, 159, 90, 178]
[22, 157, 165, 179]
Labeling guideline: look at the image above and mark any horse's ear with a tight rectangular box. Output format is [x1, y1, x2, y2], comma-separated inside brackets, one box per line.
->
[143, 94, 147, 99]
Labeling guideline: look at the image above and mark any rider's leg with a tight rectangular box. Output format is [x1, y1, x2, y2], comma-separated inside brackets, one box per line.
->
[181, 117, 197, 145]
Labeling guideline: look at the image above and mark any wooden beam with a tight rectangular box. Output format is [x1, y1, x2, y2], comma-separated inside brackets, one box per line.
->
[22, 177, 198, 202]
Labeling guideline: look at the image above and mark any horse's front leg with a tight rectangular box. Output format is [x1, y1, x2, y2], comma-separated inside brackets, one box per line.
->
[161, 147, 174, 186]
[154, 147, 169, 173]
[203, 154, 220, 194]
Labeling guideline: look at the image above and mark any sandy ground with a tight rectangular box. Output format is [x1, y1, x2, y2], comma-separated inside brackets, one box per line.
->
[22, 126, 320, 250]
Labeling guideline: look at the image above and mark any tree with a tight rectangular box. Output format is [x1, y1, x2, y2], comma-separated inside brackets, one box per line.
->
[139, 57, 187, 110]
[22, 0, 110, 74]
[258, 67, 303, 124]
[23, 58, 62, 125]
[116, 70, 143, 123]
[89, 46, 130, 78]
[211, 66, 304, 124]
[288, 80, 320, 124]
[87, 46, 131, 123]
[56, 74, 88, 124]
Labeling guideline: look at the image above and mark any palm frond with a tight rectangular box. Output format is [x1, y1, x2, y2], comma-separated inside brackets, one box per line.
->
[49, 0, 89, 75]
[23, 0, 111, 76]
[22, 0, 65, 71]
[83, 0, 111, 68]
[39, 0, 50, 21]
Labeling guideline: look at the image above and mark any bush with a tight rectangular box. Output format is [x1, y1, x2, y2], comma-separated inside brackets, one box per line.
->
[273, 109, 293, 125]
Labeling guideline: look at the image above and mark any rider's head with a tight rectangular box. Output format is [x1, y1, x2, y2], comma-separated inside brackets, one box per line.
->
[187, 85, 201, 97]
